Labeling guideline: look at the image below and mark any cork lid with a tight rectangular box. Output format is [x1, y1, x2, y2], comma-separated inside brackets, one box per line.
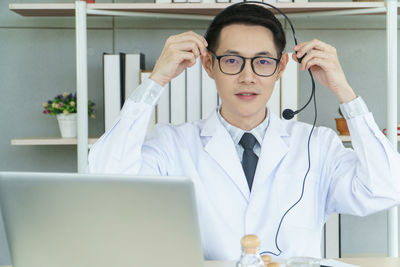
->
[241, 235, 260, 248]
[241, 234, 260, 254]
[267, 262, 280, 267]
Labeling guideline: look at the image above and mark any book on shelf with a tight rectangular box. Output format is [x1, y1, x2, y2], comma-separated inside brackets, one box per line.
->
[103, 52, 144, 132]
[124, 53, 145, 101]
[103, 53, 122, 132]
[157, 81, 170, 124]
[268, 79, 281, 117]
[231, 0, 262, 2]
[201, 65, 218, 119]
[280, 52, 298, 121]
[119, 53, 126, 103]
[170, 70, 186, 125]
[140, 71, 157, 132]
[186, 60, 202, 123]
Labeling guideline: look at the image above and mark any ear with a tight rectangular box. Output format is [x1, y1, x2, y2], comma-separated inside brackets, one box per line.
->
[201, 52, 215, 80]
[275, 52, 289, 81]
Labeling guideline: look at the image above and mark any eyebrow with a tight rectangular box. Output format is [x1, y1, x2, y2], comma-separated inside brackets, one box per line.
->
[222, 49, 275, 57]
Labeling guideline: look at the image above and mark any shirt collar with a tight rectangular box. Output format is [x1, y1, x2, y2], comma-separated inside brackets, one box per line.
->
[216, 106, 270, 146]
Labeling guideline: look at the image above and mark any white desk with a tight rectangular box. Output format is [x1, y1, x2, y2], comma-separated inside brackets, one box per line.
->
[204, 258, 400, 267]
[2, 258, 400, 267]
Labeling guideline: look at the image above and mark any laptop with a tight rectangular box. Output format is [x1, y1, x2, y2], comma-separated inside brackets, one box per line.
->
[0, 172, 204, 267]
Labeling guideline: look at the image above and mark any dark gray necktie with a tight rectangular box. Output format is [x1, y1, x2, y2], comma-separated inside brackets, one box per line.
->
[239, 133, 259, 191]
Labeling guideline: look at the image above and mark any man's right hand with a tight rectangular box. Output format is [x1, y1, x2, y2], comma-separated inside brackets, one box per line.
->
[149, 31, 208, 87]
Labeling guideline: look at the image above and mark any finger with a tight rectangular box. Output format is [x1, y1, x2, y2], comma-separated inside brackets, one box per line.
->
[295, 39, 326, 53]
[300, 50, 329, 71]
[304, 57, 329, 72]
[170, 41, 201, 59]
[292, 53, 299, 63]
[171, 32, 208, 56]
[294, 39, 329, 58]
[185, 31, 208, 50]
[176, 51, 197, 67]
[177, 35, 207, 56]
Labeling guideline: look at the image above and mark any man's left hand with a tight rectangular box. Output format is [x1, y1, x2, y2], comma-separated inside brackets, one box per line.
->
[292, 39, 356, 103]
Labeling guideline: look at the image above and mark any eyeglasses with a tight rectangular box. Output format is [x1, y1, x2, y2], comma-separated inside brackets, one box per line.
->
[210, 51, 280, 77]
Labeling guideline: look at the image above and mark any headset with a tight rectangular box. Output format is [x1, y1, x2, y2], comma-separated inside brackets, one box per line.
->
[213, 1, 318, 257]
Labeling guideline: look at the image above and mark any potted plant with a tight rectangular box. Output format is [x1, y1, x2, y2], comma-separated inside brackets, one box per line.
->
[335, 107, 349, 136]
[42, 92, 95, 138]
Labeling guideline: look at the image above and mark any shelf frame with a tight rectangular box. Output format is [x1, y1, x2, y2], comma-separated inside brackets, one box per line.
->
[9, 135, 399, 145]
[9, 2, 399, 17]
[8, 1, 399, 257]
[76, 1, 89, 173]
[11, 137, 98, 146]
[386, 0, 398, 258]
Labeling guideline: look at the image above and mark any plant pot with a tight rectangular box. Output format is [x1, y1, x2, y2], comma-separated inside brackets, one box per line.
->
[335, 118, 349, 136]
[57, 113, 77, 138]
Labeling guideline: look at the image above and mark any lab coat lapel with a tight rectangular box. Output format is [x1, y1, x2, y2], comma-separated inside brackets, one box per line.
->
[252, 112, 289, 191]
[200, 111, 250, 200]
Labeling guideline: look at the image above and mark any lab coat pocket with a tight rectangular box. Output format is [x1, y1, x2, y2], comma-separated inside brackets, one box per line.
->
[277, 171, 321, 230]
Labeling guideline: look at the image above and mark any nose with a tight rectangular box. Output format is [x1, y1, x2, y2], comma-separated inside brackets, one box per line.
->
[238, 58, 256, 84]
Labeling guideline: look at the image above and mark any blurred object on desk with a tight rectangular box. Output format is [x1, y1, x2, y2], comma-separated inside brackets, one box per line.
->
[237, 235, 264, 267]
[3, 258, 400, 267]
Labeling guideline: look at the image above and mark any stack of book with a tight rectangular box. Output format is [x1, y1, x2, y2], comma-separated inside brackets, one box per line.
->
[155, 0, 307, 3]
[103, 54, 219, 133]
[103, 53, 145, 131]
[145, 59, 219, 131]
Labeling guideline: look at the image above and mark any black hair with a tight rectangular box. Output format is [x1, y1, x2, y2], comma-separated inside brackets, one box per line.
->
[204, 3, 286, 58]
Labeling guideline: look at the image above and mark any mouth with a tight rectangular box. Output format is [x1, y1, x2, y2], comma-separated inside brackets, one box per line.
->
[235, 92, 259, 100]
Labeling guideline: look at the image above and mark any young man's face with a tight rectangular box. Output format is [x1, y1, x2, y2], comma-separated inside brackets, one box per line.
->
[203, 24, 288, 130]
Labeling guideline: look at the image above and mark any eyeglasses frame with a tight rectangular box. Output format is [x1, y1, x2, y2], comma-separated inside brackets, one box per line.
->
[209, 50, 281, 77]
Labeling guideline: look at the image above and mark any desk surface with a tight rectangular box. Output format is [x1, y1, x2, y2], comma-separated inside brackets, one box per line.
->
[336, 257, 400, 267]
[2, 258, 400, 267]
[204, 258, 400, 267]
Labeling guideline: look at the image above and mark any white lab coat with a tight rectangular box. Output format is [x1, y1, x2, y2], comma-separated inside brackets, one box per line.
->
[89, 99, 400, 260]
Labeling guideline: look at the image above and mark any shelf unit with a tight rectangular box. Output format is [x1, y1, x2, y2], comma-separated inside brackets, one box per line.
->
[8, 2, 400, 151]
[11, 135, 400, 145]
[9, 1, 399, 257]
[11, 137, 98, 146]
[9, 2, 398, 17]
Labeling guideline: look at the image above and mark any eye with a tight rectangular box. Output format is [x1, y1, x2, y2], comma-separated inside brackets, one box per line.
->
[257, 58, 273, 65]
[223, 56, 241, 65]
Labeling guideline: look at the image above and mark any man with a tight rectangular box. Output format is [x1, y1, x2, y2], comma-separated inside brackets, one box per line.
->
[89, 3, 400, 260]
